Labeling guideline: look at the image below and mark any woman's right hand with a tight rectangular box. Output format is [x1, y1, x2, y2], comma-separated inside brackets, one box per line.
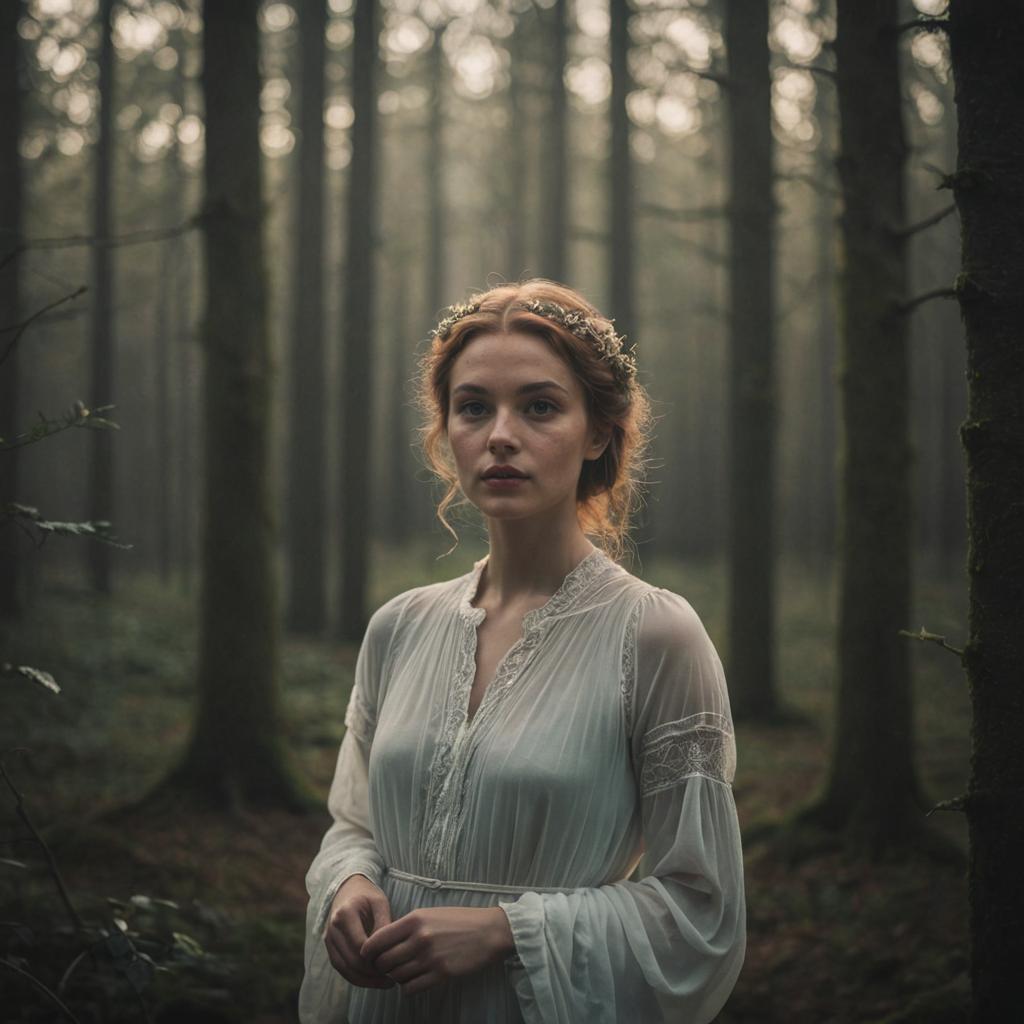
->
[324, 874, 398, 989]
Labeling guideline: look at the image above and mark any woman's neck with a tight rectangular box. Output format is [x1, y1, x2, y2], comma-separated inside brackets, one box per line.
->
[474, 518, 597, 610]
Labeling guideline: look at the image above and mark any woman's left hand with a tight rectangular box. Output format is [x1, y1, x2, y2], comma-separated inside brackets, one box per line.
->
[359, 906, 515, 996]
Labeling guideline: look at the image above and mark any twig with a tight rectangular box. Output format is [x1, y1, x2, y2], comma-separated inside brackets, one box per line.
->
[0, 958, 83, 1023]
[0, 287, 87, 370]
[0, 750, 86, 939]
[899, 626, 965, 659]
[0, 216, 200, 275]
[895, 203, 957, 238]
[926, 793, 967, 817]
[897, 287, 958, 316]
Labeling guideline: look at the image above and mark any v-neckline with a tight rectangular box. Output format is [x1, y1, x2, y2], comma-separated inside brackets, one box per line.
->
[457, 546, 609, 726]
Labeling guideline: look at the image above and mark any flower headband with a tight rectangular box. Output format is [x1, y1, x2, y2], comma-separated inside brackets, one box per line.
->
[430, 298, 639, 392]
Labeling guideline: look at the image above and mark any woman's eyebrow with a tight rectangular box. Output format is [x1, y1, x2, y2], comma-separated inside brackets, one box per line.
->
[452, 380, 570, 396]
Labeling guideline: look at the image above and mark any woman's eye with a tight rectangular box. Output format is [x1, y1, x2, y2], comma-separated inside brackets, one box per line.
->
[459, 401, 487, 416]
[529, 399, 556, 415]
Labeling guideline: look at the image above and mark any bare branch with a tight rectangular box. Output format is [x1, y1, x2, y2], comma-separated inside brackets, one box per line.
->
[897, 287, 958, 316]
[0, 214, 199, 275]
[899, 626, 965, 659]
[0, 286, 87, 370]
[637, 201, 726, 224]
[926, 793, 967, 817]
[896, 204, 957, 238]
[0, 750, 86, 939]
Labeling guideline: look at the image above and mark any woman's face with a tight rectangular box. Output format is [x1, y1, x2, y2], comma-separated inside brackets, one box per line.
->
[446, 331, 608, 522]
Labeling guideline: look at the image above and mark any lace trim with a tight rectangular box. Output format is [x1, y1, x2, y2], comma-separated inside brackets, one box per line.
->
[422, 547, 614, 876]
[619, 591, 647, 739]
[639, 712, 735, 795]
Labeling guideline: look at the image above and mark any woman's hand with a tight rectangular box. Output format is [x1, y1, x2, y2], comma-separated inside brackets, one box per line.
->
[359, 906, 515, 996]
[324, 874, 397, 989]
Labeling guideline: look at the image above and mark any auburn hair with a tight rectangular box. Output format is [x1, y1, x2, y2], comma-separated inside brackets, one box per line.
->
[413, 279, 653, 562]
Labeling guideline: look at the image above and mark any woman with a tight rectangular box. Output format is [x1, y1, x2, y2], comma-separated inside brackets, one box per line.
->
[300, 280, 745, 1023]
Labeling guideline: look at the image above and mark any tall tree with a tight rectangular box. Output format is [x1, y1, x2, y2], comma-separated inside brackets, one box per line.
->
[723, 0, 778, 719]
[287, 0, 329, 634]
[504, 8, 528, 281]
[87, 0, 116, 594]
[608, 0, 634, 334]
[947, 2, 1024, 1015]
[541, 0, 568, 282]
[337, 0, 380, 641]
[800, 0, 926, 849]
[0, 0, 23, 618]
[425, 23, 446, 318]
[169, 0, 302, 807]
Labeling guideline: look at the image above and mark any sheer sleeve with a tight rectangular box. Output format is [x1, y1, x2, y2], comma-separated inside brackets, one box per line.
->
[299, 593, 407, 1024]
[497, 587, 746, 1024]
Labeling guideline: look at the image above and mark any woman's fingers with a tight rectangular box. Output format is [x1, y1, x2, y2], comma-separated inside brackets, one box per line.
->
[325, 927, 396, 989]
[369, 937, 421, 977]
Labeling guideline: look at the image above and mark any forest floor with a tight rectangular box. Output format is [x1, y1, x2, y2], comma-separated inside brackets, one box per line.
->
[0, 543, 971, 1023]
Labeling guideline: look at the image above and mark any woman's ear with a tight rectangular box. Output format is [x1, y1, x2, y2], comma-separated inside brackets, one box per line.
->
[586, 425, 612, 462]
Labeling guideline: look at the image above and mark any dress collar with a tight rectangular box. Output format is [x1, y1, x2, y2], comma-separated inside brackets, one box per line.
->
[458, 546, 612, 629]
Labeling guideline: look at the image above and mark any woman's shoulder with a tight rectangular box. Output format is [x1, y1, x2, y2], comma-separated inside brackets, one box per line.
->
[364, 567, 475, 644]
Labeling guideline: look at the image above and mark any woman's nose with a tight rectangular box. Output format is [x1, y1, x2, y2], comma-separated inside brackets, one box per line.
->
[487, 407, 519, 450]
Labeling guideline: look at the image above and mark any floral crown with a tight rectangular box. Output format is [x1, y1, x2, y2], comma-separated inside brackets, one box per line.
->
[430, 298, 639, 392]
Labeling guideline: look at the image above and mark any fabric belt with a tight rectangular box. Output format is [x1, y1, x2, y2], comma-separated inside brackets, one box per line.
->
[383, 866, 578, 895]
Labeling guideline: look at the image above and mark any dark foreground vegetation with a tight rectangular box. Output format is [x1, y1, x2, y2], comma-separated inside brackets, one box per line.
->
[1, 545, 969, 1023]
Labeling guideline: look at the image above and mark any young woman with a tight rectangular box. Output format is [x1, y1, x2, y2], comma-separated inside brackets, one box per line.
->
[300, 280, 745, 1023]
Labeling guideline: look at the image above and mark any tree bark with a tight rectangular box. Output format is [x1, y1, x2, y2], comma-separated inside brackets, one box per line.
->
[0, 0, 23, 618]
[287, 0, 328, 634]
[425, 24, 446, 317]
[608, 0, 634, 334]
[337, 0, 380, 641]
[803, 0, 927, 849]
[724, 0, 778, 720]
[169, 0, 303, 808]
[541, 0, 568, 282]
[947, 2, 1024, 1015]
[87, 0, 116, 594]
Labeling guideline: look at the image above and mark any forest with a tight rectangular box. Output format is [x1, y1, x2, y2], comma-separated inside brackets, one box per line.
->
[1, 0, 1021, 1022]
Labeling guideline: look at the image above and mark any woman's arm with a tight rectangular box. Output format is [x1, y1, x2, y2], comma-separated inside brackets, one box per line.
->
[299, 593, 408, 1023]
[496, 587, 746, 1024]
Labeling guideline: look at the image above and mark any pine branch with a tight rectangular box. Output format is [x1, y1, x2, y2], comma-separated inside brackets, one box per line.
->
[899, 626, 965, 659]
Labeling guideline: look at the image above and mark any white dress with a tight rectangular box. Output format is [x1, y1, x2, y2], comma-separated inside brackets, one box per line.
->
[300, 547, 745, 1024]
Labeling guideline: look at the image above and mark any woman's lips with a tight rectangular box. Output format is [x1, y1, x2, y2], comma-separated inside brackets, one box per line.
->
[482, 476, 528, 489]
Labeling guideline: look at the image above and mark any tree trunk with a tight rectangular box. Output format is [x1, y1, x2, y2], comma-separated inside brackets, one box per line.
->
[425, 25, 445, 317]
[723, 0, 778, 720]
[0, 0, 23, 619]
[287, 0, 328, 634]
[802, 0, 927, 850]
[504, 11, 527, 280]
[541, 0, 568, 282]
[169, 0, 303, 809]
[337, 0, 380, 642]
[87, 0, 116, 594]
[947, 2, 1024, 1015]
[608, 0, 634, 335]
